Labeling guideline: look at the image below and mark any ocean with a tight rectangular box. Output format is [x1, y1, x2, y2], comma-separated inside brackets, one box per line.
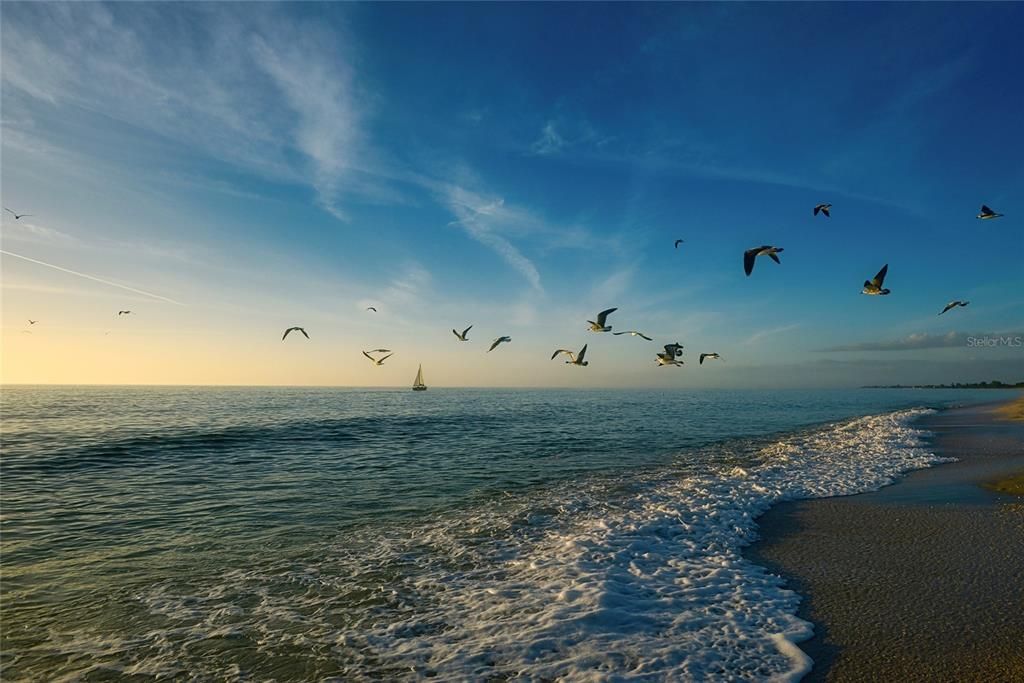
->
[0, 386, 996, 681]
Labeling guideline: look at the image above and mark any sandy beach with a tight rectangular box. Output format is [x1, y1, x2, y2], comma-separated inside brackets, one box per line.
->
[751, 397, 1024, 682]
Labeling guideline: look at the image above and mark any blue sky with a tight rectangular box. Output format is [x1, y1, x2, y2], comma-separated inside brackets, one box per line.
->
[1, 2, 1022, 387]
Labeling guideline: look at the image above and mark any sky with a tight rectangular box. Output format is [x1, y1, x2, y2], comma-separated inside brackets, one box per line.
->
[1, 2, 1022, 388]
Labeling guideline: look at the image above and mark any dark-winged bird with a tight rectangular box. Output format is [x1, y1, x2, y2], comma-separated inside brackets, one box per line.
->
[282, 326, 309, 340]
[861, 264, 890, 295]
[743, 246, 784, 276]
[976, 205, 1003, 220]
[587, 307, 618, 332]
[4, 208, 32, 220]
[362, 350, 393, 366]
[613, 330, 653, 341]
[551, 344, 589, 367]
[453, 325, 473, 341]
[656, 342, 685, 367]
[488, 336, 512, 352]
[939, 300, 969, 315]
[813, 203, 831, 218]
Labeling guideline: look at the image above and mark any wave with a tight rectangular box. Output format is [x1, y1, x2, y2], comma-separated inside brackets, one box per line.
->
[13, 407, 947, 682]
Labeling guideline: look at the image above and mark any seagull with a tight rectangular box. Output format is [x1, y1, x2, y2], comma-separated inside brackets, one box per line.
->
[366, 348, 391, 353]
[976, 205, 1004, 220]
[4, 208, 32, 220]
[861, 264, 890, 295]
[366, 306, 378, 312]
[613, 330, 653, 341]
[656, 342, 685, 366]
[362, 350, 393, 365]
[743, 246, 784, 276]
[28, 319, 38, 325]
[813, 203, 831, 218]
[488, 336, 512, 352]
[939, 300, 969, 315]
[282, 326, 309, 340]
[453, 325, 473, 341]
[587, 307, 618, 332]
[551, 344, 589, 367]
[118, 310, 132, 316]
[700, 352, 722, 365]
[674, 239, 684, 249]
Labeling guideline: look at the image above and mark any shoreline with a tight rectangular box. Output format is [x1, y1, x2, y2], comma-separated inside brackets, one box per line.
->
[750, 397, 1024, 681]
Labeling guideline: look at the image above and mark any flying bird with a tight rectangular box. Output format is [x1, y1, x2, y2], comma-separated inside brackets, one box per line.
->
[813, 203, 831, 218]
[976, 205, 1003, 220]
[488, 336, 512, 352]
[587, 307, 618, 332]
[743, 246, 784, 276]
[551, 344, 589, 367]
[613, 330, 653, 341]
[282, 326, 309, 340]
[118, 310, 133, 316]
[939, 300, 969, 315]
[366, 306, 378, 312]
[674, 239, 684, 249]
[4, 208, 32, 220]
[861, 264, 890, 295]
[453, 325, 473, 341]
[656, 342, 685, 366]
[362, 350, 393, 366]
[28, 319, 38, 325]
[699, 353, 722, 365]
[366, 348, 391, 353]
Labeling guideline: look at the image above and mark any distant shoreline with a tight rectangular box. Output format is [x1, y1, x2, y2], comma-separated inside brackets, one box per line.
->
[862, 383, 1023, 389]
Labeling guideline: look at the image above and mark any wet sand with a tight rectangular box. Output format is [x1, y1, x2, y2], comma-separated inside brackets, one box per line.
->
[750, 398, 1024, 682]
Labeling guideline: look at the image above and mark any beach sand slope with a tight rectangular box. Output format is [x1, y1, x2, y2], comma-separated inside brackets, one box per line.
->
[750, 398, 1024, 682]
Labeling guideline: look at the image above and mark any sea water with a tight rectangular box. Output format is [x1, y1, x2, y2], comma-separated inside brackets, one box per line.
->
[0, 386, 993, 680]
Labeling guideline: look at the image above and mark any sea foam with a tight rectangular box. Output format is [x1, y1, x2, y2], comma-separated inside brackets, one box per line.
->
[116, 408, 946, 681]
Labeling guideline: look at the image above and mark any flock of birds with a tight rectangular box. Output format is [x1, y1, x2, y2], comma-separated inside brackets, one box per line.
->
[9, 203, 1002, 367]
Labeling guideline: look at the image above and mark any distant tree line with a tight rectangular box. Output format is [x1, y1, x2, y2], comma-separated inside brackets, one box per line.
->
[862, 380, 1024, 389]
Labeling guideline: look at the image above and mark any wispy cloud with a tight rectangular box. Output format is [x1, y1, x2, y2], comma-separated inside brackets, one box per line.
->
[531, 121, 567, 156]
[1, 220, 82, 248]
[0, 249, 184, 305]
[250, 34, 359, 220]
[0, 3, 370, 220]
[528, 118, 614, 158]
[590, 265, 635, 304]
[441, 184, 543, 292]
[817, 331, 1024, 352]
[742, 323, 802, 346]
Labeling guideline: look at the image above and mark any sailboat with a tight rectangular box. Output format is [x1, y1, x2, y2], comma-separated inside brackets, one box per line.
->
[412, 364, 427, 391]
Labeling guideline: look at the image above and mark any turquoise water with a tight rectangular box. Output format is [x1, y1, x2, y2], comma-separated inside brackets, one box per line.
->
[0, 386, 999, 680]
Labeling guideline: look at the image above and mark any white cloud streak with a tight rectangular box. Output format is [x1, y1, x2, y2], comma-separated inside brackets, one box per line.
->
[531, 121, 567, 156]
[0, 250, 185, 305]
[0, 3, 366, 220]
[442, 185, 543, 292]
[741, 323, 802, 346]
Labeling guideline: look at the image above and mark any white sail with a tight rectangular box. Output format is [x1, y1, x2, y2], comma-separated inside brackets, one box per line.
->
[413, 364, 427, 390]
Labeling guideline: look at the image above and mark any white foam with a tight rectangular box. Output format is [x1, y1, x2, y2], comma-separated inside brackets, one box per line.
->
[45, 409, 946, 681]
